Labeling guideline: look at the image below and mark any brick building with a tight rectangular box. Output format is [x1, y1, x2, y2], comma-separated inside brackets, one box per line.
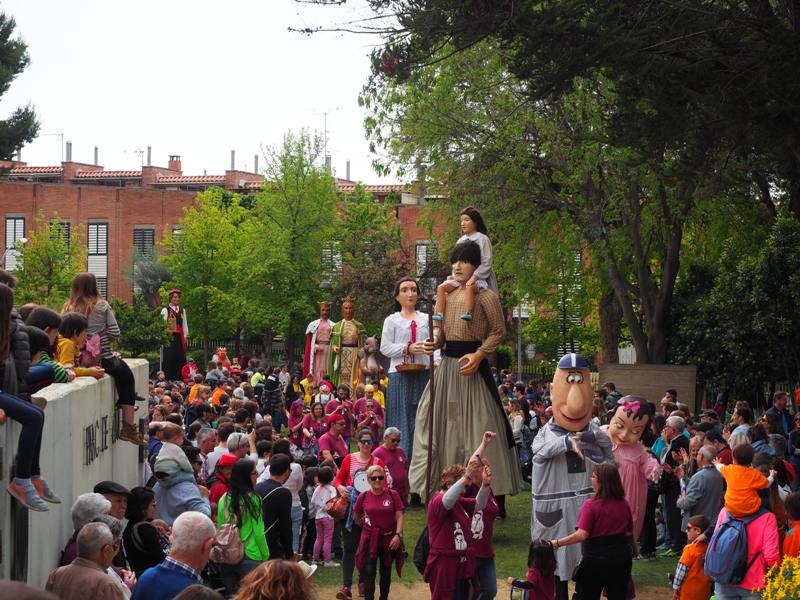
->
[0, 154, 447, 303]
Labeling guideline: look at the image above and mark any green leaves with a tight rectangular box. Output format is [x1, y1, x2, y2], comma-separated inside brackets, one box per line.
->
[14, 212, 87, 308]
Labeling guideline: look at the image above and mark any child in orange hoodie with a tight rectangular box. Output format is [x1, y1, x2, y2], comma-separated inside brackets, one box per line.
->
[672, 515, 711, 600]
[715, 443, 776, 518]
[783, 491, 800, 557]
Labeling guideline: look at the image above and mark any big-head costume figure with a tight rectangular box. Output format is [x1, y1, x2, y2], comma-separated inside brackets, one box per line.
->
[530, 353, 614, 598]
[304, 301, 335, 385]
[328, 297, 365, 392]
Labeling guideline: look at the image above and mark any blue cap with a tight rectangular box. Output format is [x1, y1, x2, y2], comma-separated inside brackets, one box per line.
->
[557, 353, 590, 370]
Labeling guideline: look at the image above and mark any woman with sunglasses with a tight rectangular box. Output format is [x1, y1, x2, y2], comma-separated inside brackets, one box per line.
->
[333, 429, 385, 600]
[372, 428, 409, 507]
[354, 465, 404, 600]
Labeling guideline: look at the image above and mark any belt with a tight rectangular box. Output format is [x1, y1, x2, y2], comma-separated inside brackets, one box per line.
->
[316, 341, 330, 346]
[341, 343, 358, 348]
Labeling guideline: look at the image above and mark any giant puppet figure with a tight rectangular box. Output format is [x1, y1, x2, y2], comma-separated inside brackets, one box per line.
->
[328, 297, 365, 391]
[161, 288, 189, 381]
[303, 301, 334, 385]
[602, 395, 660, 541]
[530, 353, 614, 600]
[410, 240, 522, 502]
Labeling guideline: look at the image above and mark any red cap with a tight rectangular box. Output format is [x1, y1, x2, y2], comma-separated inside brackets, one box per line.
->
[217, 454, 238, 468]
[327, 413, 345, 425]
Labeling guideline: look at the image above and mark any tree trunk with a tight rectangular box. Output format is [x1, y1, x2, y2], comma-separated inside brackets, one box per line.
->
[598, 289, 621, 364]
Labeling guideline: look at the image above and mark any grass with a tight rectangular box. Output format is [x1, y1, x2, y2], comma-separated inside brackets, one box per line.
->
[308, 481, 676, 589]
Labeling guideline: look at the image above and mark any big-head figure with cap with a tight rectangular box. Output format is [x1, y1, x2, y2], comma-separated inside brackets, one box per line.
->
[530, 353, 614, 599]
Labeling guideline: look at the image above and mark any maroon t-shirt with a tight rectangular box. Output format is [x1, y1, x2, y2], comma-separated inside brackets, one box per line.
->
[465, 486, 499, 558]
[325, 399, 354, 437]
[576, 498, 632, 537]
[317, 432, 349, 463]
[427, 491, 475, 553]
[302, 414, 327, 438]
[372, 446, 409, 505]
[355, 488, 403, 534]
[353, 397, 385, 419]
[355, 402, 382, 442]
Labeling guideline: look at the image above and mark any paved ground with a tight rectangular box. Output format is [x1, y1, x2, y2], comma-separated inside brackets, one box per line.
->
[316, 581, 668, 599]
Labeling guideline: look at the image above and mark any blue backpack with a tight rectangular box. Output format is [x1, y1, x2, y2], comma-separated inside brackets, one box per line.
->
[704, 509, 766, 584]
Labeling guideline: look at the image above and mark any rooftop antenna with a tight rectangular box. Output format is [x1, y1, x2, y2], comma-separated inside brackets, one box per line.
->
[310, 107, 340, 163]
[124, 147, 145, 168]
[40, 131, 65, 162]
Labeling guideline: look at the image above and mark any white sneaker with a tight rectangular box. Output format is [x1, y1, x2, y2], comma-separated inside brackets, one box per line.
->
[324, 560, 341, 567]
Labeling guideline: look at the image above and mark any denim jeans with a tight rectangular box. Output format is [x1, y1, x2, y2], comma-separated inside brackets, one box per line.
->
[291, 504, 303, 553]
[714, 583, 763, 599]
[218, 557, 261, 597]
[0, 391, 44, 479]
[475, 557, 497, 600]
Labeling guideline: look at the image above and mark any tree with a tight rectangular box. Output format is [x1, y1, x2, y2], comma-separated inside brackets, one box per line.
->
[161, 187, 247, 360]
[128, 250, 172, 309]
[245, 130, 338, 362]
[332, 183, 409, 334]
[110, 294, 171, 358]
[361, 41, 724, 363]
[13, 212, 86, 307]
[0, 11, 38, 160]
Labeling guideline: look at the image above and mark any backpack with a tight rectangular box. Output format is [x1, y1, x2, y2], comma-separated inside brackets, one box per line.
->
[704, 509, 766, 584]
[210, 495, 247, 565]
[80, 333, 102, 367]
[413, 525, 429, 575]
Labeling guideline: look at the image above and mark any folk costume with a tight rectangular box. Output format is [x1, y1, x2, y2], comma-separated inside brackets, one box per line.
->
[160, 290, 188, 381]
[303, 303, 335, 385]
[409, 286, 521, 500]
[328, 305, 365, 392]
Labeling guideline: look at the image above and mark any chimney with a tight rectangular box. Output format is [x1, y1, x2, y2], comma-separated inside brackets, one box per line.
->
[94, 146, 99, 165]
[230, 150, 235, 171]
[346, 160, 350, 181]
[66, 141, 72, 162]
[146, 146, 152, 166]
[325, 155, 332, 172]
[168, 155, 182, 172]
[253, 154, 259, 174]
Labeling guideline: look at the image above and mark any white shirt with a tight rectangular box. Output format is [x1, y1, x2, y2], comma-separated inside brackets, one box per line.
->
[457, 231, 497, 291]
[380, 312, 439, 374]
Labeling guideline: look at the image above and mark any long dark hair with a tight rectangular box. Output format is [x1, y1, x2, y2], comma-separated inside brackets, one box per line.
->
[528, 538, 555, 577]
[593, 463, 625, 501]
[227, 458, 260, 528]
[0, 283, 13, 361]
[126, 486, 156, 524]
[62, 272, 101, 317]
[392, 276, 420, 311]
[460, 206, 488, 234]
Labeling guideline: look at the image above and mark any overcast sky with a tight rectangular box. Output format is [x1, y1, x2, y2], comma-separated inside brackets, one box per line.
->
[0, 0, 395, 182]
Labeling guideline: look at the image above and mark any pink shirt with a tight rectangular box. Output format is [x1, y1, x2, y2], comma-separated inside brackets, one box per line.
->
[372, 446, 409, 505]
[325, 399, 354, 437]
[318, 432, 348, 463]
[302, 413, 328, 438]
[714, 507, 780, 591]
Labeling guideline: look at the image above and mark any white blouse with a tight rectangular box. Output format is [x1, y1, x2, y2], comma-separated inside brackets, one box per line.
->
[380, 311, 438, 374]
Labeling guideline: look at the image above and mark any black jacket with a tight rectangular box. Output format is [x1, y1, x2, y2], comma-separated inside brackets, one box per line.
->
[0, 310, 31, 399]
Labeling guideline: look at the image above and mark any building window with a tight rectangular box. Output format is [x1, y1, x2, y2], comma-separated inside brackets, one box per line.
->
[51, 219, 71, 246]
[133, 227, 155, 257]
[4, 216, 25, 270]
[415, 240, 440, 295]
[88, 222, 108, 297]
[321, 241, 342, 277]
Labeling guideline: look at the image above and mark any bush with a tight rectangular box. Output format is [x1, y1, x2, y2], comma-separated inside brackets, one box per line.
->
[496, 344, 513, 370]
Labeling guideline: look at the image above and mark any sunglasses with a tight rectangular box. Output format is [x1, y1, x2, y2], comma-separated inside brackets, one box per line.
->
[359, 439, 374, 445]
[369, 476, 384, 481]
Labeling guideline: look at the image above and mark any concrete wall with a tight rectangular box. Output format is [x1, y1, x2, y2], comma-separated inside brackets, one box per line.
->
[0, 359, 148, 587]
[598, 363, 698, 409]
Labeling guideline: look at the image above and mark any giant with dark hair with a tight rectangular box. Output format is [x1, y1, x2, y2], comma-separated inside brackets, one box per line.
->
[460, 206, 488, 234]
[449, 240, 482, 268]
[392, 276, 420, 311]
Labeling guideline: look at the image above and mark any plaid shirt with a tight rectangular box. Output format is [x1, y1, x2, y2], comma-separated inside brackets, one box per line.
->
[672, 562, 688, 591]
[163, 556, 202, 584]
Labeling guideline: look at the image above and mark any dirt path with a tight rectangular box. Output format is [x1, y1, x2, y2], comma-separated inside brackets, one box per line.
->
[317, 581, 667, 599]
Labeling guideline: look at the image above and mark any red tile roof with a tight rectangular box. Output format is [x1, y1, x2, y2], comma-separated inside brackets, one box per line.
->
[156, 175, 225, 184]
[74, 170, 142, 179]
[336, 182, 407, 194]
[8, 166, 64, 175]
[241, 180, 263, 190]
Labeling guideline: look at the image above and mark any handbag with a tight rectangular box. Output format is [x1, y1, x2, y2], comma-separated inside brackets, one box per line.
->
[210, 494, 252, 565]
[80, 333, 102, 367]
[325, 492, 351, 520]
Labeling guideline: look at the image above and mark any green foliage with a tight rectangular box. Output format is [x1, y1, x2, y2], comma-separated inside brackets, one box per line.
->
[244, 130, 338, 353]
[496, 344, 513, 371]
[128, 250, 172, 309]
[162, 187, 248, 353]
[13, 212, 86, 307]
[109, 294, 171, 357]
[332, 183, 408, 334]
[0, 12, 38, 160]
